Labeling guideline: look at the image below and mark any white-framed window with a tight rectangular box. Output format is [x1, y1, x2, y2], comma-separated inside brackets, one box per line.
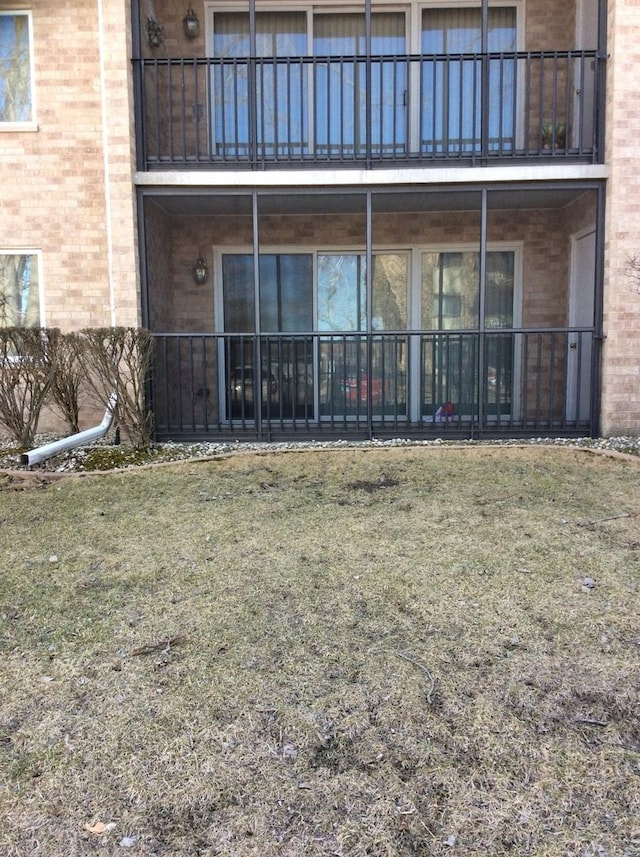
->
[0, 11, 36, 129]
[0, 250, 43, 327]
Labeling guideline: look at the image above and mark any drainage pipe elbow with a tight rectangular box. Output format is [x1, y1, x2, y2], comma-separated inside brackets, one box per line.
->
[21, 393, 118, 467]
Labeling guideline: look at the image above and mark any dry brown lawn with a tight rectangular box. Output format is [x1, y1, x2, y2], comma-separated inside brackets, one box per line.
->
[0, 445, 639, 856]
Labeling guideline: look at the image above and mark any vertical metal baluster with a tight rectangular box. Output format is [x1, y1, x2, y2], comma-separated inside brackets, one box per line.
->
[167, 61, 174, 162]
[548, 332, 556, 428]
[193, 58, 200, 162]
[153, 61, 161, 163]
[521, 333, 529, 430]
[538, 54, 544, 153]
[551, 52, 559, 153]
[575, 332, 583, 427]
[523, 53, 531, 156]
[180, 60, 187, 161]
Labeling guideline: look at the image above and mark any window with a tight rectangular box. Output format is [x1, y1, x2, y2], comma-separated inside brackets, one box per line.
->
[0, 252, 41, 327]
[0, 12, 35, 127]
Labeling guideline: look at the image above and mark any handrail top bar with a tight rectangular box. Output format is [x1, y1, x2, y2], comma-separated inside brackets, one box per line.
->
[135, 48, 600, 65]
[152, 327, 596, 338]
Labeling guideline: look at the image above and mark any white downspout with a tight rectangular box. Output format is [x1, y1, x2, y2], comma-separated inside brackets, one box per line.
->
[21, 394, 118, 467]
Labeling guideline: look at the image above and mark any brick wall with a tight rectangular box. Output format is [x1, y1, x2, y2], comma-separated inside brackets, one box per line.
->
[0, 0, 138, 332]
[143, 0, 581, 55]
[148, 200, 595, 333]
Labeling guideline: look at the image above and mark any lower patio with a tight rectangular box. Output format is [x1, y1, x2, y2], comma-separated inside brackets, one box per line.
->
[140, 182, 604, 440]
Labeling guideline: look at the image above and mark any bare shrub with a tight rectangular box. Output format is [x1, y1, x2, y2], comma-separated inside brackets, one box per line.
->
[75, 327, 155, 449]
[44, 329, 84, 434]
[0, 327, 54, 447]
[626, 253, 640, 293]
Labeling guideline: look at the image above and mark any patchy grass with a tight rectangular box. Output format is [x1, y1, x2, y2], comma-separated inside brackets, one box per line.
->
[0, 446, 639, 857]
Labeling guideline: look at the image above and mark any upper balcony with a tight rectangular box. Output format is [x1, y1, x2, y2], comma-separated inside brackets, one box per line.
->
[132, 1, 606, 172]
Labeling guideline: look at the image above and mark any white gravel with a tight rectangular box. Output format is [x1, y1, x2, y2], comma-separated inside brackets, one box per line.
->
[2, 433, 640, 473]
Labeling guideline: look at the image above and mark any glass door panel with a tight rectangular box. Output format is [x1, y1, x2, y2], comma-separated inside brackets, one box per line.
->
[317, 253, 364, 417]
[485, 251, 515, 416]
[221, 253, 313, 420]
[260, 253, 314, 420]
[212, 11, 307, 158]
[318, 253, 408, 417]
[421, 250, 514, 420]
[313, 12, 406, 157]
[421, 7, 516, 154]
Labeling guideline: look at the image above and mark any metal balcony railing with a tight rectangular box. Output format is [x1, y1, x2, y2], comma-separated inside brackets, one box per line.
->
[150, 329, 597, 440]
[134, 50, 603, 169]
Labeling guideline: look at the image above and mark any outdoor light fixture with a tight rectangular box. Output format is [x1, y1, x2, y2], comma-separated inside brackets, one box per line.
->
[193, 256, 208, 285]
[183, 6, 200, 39]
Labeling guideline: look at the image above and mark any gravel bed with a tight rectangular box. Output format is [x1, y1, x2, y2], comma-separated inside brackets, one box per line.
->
[2, 433, 640, 473]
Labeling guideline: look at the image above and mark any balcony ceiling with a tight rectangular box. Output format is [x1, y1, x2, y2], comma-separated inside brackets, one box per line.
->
[149, 187, 588, 218]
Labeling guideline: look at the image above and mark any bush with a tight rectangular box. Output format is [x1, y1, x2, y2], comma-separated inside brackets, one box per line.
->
[74, 327, 155, 450]
[0, 328, 55, 448]
[44, 329, 84, 434]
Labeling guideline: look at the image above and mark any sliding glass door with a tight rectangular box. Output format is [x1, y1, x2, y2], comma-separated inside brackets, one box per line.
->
[220, 250, 408, 421]
[219, 247, 515, 424]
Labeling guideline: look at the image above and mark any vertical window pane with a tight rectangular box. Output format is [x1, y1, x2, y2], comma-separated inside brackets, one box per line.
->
[213, 12, 307, 157]
[222, 254, 255, 332]
[317, 254, 366, 331]
[0, 253, 39, 326]
[0, 13, 32, 123]
[314, 13, 406, 156]
[259, 254, 313, 332]
[421, 7, 516, 153]
[422, 252, 480, 330]
[372, 253, 408, 330]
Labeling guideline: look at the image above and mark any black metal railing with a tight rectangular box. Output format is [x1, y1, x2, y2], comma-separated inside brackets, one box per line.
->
[150, 329, 596, 440]
[135, 50, 602, 169]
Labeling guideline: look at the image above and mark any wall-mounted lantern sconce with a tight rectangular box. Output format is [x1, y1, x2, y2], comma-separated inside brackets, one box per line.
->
[183, 6, 200, 39]
[193, 256, 208, 285]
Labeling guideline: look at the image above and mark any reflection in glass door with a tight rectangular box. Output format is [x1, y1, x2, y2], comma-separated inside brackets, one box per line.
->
[317, 252, 408, 418]
[421, 250, 515, 421]
[221, 253, 313, 420]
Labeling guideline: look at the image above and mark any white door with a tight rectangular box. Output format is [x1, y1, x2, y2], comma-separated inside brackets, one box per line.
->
[567, 227, 596, 423]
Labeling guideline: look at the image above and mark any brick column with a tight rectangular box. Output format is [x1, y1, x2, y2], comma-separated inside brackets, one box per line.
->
[602, 0, 640, 435]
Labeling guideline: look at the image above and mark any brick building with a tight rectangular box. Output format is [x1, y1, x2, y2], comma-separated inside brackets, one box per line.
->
[0, 1, 637, 441]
